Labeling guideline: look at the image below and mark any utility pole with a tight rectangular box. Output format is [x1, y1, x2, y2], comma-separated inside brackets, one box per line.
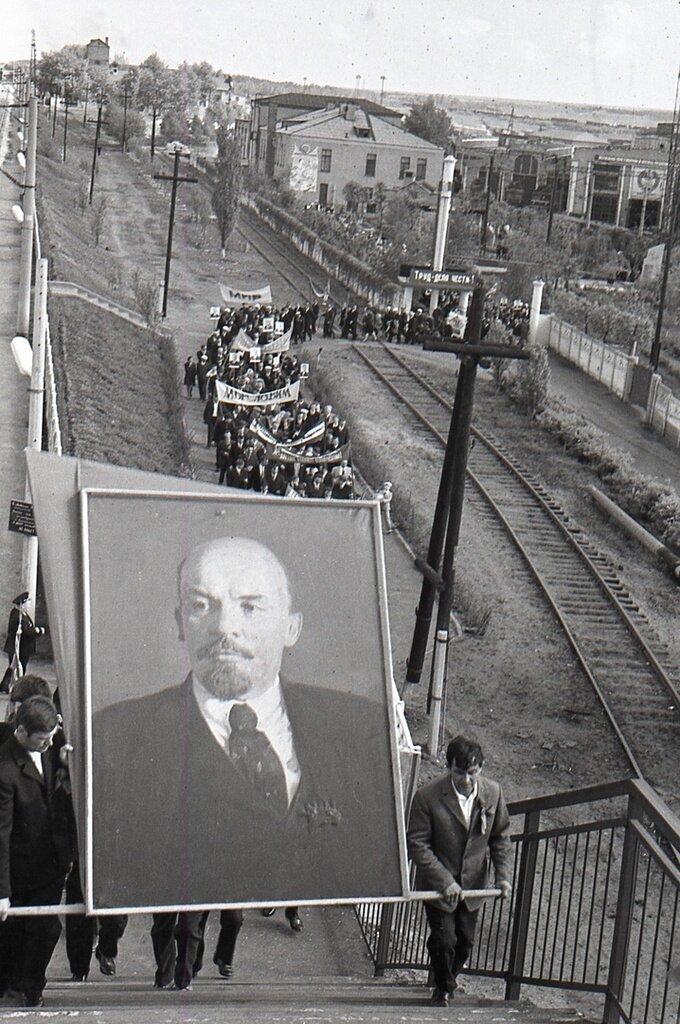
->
[89, 101, 104, 204]
[83, 81, 89, 124]
[21, 258, 48, 616]
[62, 91, 70, 161]
[16, 95, 37, 338]
[546, 154, 559, 244]
[150, 104, 159, 161]
[480, 152, 495, 253]
[121, 83, 129, 152]
[154, 149, 198, 317]
[405, 286, 530, 728]
[649, 66, 680, 374]
[51, 86, 58, 137]
[380, 75, 386, 103]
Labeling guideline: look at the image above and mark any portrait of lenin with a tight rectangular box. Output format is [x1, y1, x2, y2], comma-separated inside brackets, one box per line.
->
[87, 495, 405, 912]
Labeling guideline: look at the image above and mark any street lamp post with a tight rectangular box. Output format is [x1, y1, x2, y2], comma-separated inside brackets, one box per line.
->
[380, 75, 386, 103]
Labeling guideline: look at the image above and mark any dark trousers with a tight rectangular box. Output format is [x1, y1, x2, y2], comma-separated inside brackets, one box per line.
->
[0, 654, 29, 693]
[0, 877, 64, 996]
[424, 902, 479, 994]
[193, 909, 243, 976]
[65, 864, 128, 977]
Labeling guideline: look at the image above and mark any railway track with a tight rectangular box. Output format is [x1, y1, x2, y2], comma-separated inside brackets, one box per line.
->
[353, 341, 680, 793]
[236, 205, 352, 308]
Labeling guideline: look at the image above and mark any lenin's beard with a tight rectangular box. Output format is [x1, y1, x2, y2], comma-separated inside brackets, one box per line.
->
[194, 639, 254, 699]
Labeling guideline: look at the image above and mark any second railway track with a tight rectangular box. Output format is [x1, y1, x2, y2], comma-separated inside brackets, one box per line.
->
[353, 341, 680, 794]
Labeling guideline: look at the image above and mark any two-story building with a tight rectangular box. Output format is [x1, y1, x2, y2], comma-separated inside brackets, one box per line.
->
[269, 103, 444, 208]
[248, 91, 403, 177]
[85, 37, 110, 67]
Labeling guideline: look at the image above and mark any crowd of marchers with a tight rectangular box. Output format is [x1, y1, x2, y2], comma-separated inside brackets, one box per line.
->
[183, 304, 354, 500]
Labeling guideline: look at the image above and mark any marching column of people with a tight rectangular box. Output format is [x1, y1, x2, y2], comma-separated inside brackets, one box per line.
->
[184, 302, 355, 500]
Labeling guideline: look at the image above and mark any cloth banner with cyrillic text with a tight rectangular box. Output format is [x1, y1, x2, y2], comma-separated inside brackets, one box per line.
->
[216, 379, 300, 406]
[248, 419, 325, 449]
[220, 283, 273, 306]
[266, 443, 350, 465]
[260, 327, 292, 353]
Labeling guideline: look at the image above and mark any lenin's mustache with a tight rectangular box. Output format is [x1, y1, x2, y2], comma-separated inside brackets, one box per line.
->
[196, 638, 254, 661]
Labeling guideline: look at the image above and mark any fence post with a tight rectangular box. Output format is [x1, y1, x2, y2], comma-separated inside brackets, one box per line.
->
[373, 902, 395, 977]
[603, 791, 643, 1024]
[505, 810, 541, 1001]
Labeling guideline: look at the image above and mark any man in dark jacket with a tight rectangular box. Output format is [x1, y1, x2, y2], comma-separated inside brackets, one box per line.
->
[407, 735, 512, 1007]
[1, 594, 45, 694]
[0, 697, 71, 1006]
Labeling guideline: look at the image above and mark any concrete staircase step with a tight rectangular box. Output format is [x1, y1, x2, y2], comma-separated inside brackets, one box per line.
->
[33, 979, 590, 1024]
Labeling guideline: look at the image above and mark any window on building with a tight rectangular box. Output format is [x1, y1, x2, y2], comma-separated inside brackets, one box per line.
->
[590, 162, 621, 225]
[320, 148, 332, 173]
[399, 156, 411, 179]
[365, 153, 377, 177]
[416, 158, 427, 181]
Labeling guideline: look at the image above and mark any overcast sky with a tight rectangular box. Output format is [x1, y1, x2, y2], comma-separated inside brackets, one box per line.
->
[2, 0, 679, 111]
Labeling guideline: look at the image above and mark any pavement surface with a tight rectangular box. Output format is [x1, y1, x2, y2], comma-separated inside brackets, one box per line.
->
[547, 351, 680, 492]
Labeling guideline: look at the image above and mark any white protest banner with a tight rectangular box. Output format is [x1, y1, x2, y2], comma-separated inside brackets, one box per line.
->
[267, 443, 350, 465]
[220, 283, 273, 306]
[216, 379, 300, 406]
[231, 329, 255, 351]
[261, 327, 292, 354]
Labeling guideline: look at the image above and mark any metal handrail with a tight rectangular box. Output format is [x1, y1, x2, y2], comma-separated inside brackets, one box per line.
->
[357, 778, 680, 1024]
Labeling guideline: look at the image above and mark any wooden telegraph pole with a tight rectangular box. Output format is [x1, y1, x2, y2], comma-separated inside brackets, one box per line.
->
[154, 148, 198, 317]
[88, 101, 105, 203]
[404, 282, 531, 754]
[121, 83, 129, 152]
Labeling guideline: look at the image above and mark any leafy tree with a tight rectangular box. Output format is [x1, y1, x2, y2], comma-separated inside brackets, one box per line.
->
[211, 127, 242, 255]
[136, 53, 171, 160]
[404, 97, 452, 149]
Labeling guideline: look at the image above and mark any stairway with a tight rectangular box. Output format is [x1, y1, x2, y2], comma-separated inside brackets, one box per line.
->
[29, 978, 589, 1023]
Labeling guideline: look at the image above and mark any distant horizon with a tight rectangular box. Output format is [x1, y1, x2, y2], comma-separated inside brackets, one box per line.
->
[2, 1, 679, 113]
[4, 54, 675, 120]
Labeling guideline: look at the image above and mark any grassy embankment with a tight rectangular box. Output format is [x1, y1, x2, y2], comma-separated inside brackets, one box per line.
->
[36, 112, 190, 474]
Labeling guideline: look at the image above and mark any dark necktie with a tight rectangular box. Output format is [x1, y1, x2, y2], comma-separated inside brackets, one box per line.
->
[228, 703, 289, 816]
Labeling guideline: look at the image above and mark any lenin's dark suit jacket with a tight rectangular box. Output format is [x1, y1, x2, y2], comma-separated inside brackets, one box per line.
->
[92, 677, 403, 909]
[0, 736, 71, 899]
[407, 773, 512, 911]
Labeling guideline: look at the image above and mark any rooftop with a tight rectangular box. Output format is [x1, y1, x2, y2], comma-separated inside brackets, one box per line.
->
[279, 105, 443, 150]
[253, 91, 401, 120]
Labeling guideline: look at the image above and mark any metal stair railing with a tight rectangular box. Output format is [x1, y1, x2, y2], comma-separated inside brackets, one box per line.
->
[356, 778, 680, 1024]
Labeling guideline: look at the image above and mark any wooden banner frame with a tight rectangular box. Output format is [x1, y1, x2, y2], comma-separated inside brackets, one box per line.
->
[80, 487, 411, 915]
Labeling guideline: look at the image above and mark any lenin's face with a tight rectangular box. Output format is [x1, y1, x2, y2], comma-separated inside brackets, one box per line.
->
[179, 538, 302, 701]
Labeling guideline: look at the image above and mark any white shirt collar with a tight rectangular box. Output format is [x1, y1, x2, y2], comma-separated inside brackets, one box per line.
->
[192, 674, 300, 804]
[27, 750, 43, 775]
[451, 779, 477, 826]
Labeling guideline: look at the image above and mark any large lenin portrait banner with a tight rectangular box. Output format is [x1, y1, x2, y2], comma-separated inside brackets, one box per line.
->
[75, 485, 408, 913]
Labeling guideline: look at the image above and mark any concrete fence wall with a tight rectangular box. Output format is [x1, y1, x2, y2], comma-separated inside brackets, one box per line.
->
[547, 315, 633, 401]
[546, 314, 680, 451]
[647, 377, 680, 450]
